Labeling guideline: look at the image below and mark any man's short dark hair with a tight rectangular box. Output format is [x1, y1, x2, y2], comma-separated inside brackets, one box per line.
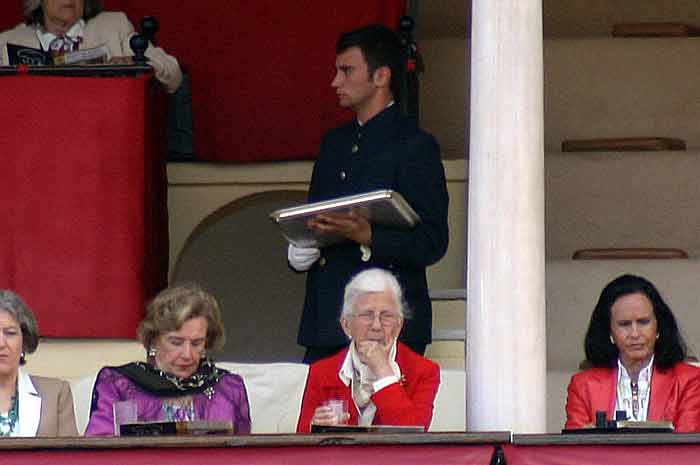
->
[336, 24, 404, 102]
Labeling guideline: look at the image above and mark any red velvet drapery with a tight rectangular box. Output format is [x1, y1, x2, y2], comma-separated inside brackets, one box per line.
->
[108, 0, 407, 162]
[0, 73, 165, 337]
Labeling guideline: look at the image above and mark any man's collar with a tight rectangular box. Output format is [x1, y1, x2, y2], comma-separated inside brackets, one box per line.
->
[353, 103, 400, 143]
[356, 101, 395, 127]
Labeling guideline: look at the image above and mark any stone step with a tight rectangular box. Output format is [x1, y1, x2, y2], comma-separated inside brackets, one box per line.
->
[430, 290, 466, 341]
[429, 290, 466, 368]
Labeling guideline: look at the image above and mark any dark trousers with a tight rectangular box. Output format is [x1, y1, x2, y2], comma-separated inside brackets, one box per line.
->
[302, 341, 427, 364]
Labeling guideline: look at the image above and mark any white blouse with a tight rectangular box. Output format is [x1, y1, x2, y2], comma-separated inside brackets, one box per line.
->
[615, 356, 654, 421]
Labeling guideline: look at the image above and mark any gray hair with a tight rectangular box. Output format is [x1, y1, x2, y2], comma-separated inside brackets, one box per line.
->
[341, 268, 407, 320]
[24, 0, 104, 25]
[0, 290, 39, 364]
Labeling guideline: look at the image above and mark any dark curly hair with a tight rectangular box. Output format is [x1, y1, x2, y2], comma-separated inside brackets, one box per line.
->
[584, 274, 687, 370]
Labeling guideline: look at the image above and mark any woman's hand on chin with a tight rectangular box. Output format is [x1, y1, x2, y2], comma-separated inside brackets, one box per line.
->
[356, 340, 393, 378]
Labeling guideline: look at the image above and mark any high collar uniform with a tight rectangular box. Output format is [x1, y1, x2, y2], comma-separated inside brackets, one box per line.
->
[298, 105, 449, 348]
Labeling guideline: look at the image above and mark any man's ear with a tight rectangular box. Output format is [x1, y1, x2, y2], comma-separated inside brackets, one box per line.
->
[372, 66, 391, 88]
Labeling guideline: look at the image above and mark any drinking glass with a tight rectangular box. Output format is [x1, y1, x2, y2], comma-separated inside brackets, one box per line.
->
[112, 400, 138, 436]
[322, 399, 349, 425]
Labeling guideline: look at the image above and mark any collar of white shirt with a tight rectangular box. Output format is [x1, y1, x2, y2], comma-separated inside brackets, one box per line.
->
[36, 19, 85, 51]
[338, 340, 402, 426]
[615, 355, 654, 421]
[339, 339, 401, 390]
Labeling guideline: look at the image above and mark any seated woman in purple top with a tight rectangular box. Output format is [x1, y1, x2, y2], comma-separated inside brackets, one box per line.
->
[85, 284, 251, 435]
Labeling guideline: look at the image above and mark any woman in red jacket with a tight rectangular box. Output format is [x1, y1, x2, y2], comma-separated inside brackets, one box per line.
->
[565, 274, 700, 432]
[297, 268, 440, 432]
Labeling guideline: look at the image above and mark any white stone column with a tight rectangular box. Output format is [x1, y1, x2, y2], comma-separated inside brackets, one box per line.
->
[466, 0, 546, 433]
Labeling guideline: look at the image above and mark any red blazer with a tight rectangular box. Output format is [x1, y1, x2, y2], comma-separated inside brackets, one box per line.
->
[565, 362, 700, 432]
[297, 342, 441, 432]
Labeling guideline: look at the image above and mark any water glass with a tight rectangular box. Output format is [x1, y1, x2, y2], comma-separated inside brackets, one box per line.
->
[322, 399, 349, 425]
[112, 400, 138, 436]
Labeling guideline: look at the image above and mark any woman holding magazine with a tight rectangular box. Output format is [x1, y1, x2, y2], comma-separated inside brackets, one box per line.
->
[0, 0, 182, 92]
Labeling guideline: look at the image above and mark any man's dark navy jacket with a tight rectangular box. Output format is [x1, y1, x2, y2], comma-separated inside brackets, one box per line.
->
[297, 104, 450, 349]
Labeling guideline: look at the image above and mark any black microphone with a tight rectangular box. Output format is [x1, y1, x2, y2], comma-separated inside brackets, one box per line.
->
[595, 410, 608, 428]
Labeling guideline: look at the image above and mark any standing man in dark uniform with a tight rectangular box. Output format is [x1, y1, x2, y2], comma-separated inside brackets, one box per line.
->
[288, 24, 449, 364]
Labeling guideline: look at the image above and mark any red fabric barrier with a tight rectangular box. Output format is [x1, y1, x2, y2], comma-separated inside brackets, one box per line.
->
[0, 5, 23, 31]
[0, 73, 166, 338]
[504, 443, 700, 465]
[3, 444, 496, 465]
[108, 0, 407, 162]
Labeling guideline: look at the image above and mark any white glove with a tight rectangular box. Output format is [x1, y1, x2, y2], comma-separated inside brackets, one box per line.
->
[288, 244, 320, 272]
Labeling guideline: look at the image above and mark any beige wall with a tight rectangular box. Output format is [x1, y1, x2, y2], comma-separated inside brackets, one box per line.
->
[25, 158, 467, 376]
[24, 339, 143, 382]
[421, 36, 700, 259]
[419, 1, 700, 38]
[419, 38, 469, 160]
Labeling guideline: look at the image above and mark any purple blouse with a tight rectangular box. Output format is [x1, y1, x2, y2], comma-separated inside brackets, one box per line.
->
[85, 367, 251, 436]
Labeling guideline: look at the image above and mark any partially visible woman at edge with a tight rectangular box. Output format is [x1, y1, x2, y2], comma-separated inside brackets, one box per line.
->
[565, 274, 700, 432]
[0, 290, 78, 437]
[0, 0, 182, 93]
[85, 284, 251, 435]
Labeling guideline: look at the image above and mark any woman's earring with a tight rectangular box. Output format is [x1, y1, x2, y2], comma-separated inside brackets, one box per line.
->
[610, 335, 615, 344]
[19, 351, 26, 364]
[656, 333, 660, 340]
[200, 350, 207, 360]
[148, 347, 156, 357]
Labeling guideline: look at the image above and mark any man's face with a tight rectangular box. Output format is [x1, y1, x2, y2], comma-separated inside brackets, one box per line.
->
[331, 47, 378, 114]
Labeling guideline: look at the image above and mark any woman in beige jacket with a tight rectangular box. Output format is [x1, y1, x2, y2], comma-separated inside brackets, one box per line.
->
[0, 0, 182, 93]
[0, 290, 77, 437]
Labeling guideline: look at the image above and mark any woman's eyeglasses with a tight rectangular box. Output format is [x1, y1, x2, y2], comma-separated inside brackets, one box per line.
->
[353, 311, 399, 325]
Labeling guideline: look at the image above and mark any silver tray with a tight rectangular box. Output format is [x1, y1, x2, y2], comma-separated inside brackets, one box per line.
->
[270, 189, 419, 248]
